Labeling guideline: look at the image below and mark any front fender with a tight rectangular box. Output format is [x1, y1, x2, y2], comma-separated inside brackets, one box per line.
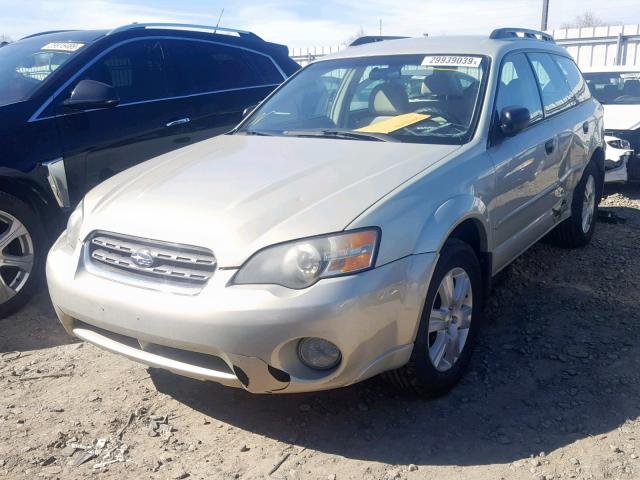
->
[414, 194, 491, 254]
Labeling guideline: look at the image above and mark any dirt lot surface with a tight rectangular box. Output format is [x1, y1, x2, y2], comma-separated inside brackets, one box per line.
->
[1, 185, 639, 480]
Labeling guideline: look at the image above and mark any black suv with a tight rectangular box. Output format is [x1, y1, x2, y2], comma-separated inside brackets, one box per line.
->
[0, 23, 299, 317]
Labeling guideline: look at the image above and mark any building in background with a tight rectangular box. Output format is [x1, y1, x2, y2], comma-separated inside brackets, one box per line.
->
[291, 24, 640, 68]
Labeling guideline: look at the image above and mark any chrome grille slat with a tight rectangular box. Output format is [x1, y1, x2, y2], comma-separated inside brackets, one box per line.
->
[86, 232, 216, 293]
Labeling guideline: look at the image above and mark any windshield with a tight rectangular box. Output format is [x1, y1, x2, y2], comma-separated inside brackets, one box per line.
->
[584, 71, 640, 105]
[0, 39, 85, 107]
[239, 54, 488, 144]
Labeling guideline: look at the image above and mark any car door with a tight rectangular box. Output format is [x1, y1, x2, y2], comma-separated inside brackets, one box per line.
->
[55, 39, 195, 205]
[488, 52, 568, 270]
[550, 54, 594, 186]
[162, 39, 284, 144]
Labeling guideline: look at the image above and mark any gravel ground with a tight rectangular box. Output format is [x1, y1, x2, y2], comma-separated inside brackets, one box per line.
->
[0, 184, 639, 480]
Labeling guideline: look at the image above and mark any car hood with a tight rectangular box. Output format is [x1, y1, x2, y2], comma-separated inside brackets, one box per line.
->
[82, 135, 459, 267]
[602, 104, 640, 130]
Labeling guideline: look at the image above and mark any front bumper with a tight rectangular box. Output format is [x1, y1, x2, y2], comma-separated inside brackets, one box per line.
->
[604, 149, 630, 183]
[46, 233, 436, 393]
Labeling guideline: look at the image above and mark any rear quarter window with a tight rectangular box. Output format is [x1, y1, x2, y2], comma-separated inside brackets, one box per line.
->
[241, 50, 284, 85]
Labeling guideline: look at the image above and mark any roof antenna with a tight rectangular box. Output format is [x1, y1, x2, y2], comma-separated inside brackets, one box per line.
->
[214, 8, 225, 33]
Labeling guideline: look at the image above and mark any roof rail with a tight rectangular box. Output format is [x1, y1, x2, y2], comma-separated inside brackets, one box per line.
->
[20, 30, 78, 40]
[349, 35, 408, 47]
[107, 23, 262, 41]
[490, 27, 555, 43]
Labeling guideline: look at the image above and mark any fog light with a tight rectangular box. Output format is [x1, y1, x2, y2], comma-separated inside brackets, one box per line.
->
[297, 338, 341, 370]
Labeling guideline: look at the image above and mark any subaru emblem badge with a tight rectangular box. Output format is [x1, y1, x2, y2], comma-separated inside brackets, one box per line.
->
[130, 249, 154, 268]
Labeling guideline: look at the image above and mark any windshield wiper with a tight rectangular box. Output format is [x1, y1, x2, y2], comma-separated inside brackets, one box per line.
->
[237, 130, 275, 136]
[281, 129, 397, 142]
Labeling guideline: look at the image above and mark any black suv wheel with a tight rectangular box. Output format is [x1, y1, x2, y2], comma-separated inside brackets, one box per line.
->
[0, 192, 45, 319]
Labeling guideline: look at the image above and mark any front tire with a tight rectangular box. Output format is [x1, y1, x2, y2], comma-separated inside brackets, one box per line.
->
[0, 192, 44, 319]
[550, 161, 599, 248]
[387, 238, 483, 398]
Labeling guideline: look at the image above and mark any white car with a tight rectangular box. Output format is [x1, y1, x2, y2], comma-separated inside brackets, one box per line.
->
[583, 66, 640, 182]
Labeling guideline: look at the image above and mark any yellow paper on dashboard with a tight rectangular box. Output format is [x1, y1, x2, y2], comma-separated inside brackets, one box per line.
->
[356, 113, 431, 134]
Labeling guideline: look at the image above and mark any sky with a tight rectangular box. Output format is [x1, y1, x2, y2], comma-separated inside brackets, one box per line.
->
[1, 0, 640, 48]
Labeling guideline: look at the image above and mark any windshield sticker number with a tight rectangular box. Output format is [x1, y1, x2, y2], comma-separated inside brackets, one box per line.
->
[42, 42, 85, 52]
[422, 56, 481, 68]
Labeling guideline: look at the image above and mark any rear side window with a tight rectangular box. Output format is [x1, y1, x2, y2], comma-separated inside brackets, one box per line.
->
[553, 55, 591, 103]
[78, 40, 168, 104]
[495, 53, 543, 123]
[164, 40, 262, 96]
[241, 50, 284, 85]
[527, 52, 574, 116]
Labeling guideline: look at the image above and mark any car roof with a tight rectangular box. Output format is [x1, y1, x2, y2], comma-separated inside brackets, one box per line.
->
[17, 25, 288, 57]
[582, 65, 640, 73]
[317, 35, 570, 62]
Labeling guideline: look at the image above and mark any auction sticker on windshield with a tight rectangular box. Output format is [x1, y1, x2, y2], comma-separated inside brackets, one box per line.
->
[41, 42, 85, 52]
[422, 56, 482, 67]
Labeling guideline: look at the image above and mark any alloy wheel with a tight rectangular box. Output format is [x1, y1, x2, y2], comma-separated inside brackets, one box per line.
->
[0, 211, 34, 304]
[427, 267, 473, 372]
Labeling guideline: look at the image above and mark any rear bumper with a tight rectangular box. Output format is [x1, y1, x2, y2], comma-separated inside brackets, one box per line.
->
[47, 233, 436, 393]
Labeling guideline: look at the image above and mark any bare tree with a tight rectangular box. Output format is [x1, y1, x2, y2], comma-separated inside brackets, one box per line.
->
[561, 11, 610, 29]
[342, 27, 366, 47]
[0, 33, 12, 43]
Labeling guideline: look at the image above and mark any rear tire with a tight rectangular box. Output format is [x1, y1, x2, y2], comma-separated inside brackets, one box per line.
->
[550, 161, 599, 248]
[387, 238, 483, 398]
[0, 192, 44, 319]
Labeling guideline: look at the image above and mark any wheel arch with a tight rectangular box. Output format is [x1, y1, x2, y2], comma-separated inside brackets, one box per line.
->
[414, 195, 492, 298]
[0, 173, 60, 231]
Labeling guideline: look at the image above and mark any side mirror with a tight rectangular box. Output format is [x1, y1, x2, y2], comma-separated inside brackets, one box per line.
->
[498, 106, 530, 136]
[242, 104, 258, 118]
[63, 79, 119, 110]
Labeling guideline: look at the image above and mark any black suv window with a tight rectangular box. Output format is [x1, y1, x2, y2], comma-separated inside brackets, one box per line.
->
[164, 40, 263, 96]
[79, 40, 168, 104]
[552, 55, 591, 103]
[495, 53, 543, 123]
[527, 52, 574, 116]
[240, 50, 283, 85]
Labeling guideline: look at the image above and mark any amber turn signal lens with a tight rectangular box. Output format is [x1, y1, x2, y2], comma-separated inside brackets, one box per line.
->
[326, 229, 378, 275]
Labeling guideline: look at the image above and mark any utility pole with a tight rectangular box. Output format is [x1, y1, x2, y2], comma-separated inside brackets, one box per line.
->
[541, 0, 549, 31]
[379, 19, 382, 36]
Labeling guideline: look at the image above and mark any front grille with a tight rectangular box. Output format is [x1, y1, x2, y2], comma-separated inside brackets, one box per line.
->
[86, 232, 216, 293]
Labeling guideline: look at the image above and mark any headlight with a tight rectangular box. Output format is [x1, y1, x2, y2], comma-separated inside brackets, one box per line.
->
[233, 228, 380, 289]
[607, 138, 631, 150]
[65, 200, 84, 248]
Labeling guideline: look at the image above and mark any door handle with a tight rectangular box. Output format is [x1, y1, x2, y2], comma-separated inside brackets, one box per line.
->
[166, 117, 191, 127]
[582, 121, 589, 134]
[544, 139, 555, 155]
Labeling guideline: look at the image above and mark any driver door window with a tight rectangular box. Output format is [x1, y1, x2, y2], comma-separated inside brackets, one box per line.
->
[495, 53, 543, 125]
[78, 40, 168, 104]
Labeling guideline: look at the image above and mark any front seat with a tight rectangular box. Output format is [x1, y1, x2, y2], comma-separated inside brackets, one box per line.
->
[368, 82, 409, 124]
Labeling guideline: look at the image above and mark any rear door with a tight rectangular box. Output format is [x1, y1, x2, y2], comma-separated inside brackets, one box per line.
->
[550, 54, 595, 181]
[55, 39, 193, 204]
[527, 52, 586, 204]
[162, 39, 285, 144]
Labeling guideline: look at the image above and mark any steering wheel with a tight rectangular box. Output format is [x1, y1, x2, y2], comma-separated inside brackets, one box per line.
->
[415, 106, 467, 131]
